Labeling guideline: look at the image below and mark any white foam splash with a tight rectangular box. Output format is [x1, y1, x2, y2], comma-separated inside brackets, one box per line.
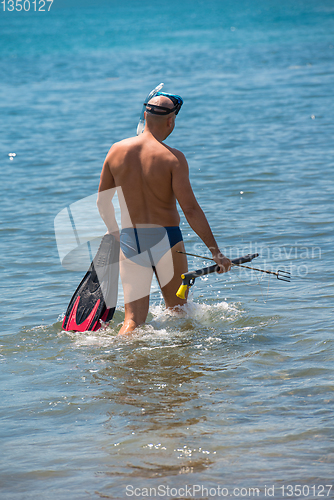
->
[150, 299, 238, 326]
[59, 299, 241, 347]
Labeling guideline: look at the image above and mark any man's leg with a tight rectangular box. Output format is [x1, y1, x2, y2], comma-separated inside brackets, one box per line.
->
[155, 240, 188, 310]
[119, 252, 153, 335]
[118, 296, 150, 335]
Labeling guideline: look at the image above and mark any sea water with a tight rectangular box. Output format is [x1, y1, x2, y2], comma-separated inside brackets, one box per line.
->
[0, 0, 333, 498]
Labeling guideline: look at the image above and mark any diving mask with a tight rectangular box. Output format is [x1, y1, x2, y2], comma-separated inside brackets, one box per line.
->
[137, 85, 183, 135]
[145, 92, 183, 116]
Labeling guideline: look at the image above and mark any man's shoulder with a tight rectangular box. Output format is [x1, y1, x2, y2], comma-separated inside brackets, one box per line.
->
[164, 145, 187, 167]
[164, 144, 186, 162]
[110, 136, 138, 151]
[106, 136, 138, 160]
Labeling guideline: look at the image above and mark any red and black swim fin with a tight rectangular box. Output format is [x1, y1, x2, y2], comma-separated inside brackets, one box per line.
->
[62, 234, 119, 332]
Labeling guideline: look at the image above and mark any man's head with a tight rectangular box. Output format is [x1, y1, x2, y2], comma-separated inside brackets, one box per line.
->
[145, 92, 183, 117]
[144, 92, 183, 140]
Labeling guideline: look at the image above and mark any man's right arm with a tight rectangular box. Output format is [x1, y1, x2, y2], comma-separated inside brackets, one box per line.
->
[171, 151, 231, 273]
[97, 152, 119, 236]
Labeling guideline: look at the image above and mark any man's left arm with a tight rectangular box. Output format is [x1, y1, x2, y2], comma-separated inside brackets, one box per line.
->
[171, 151, 231, 273]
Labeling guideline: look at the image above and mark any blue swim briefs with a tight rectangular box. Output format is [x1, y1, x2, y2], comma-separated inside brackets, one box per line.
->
[120, 226, 183, 267]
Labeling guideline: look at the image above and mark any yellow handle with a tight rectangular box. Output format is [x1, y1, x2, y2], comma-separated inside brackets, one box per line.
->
[176, 284, 188, 299]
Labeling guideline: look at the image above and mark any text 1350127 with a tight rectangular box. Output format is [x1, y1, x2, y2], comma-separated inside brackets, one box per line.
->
[2, 0, 53, 11]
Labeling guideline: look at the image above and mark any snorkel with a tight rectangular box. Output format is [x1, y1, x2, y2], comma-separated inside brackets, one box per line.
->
[137, 82, 164, 135]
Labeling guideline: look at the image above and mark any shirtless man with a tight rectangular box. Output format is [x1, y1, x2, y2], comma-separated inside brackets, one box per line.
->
[97, 91, 231, 335]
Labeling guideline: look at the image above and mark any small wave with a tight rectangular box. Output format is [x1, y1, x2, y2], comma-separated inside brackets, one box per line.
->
[150, 299, 240, 325]
[58, 299, 242, 347]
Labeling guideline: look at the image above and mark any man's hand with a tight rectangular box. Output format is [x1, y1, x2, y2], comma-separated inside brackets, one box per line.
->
[212, 252, 231, 274]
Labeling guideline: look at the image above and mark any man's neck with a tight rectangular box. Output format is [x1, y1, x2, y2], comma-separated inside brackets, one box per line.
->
[143, 127, 169, 142]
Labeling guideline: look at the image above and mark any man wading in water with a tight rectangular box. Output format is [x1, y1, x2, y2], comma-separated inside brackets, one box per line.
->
[97, 90, 231, 335]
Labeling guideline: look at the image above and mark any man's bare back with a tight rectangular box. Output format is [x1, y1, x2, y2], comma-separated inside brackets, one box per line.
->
[101, 134, 183, 228]
[97, 92, 231, 335]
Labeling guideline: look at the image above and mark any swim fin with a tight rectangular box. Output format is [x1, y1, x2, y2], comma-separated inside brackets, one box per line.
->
[62, 233, 119, 332]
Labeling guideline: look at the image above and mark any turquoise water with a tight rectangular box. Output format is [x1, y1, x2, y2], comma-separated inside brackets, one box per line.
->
[1, 1, 334, 498]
